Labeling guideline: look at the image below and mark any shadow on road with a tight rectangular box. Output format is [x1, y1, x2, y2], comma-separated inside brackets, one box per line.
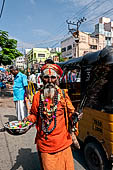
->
[72, 144, 89, 170]
[4, 115, 17, 122]
[10, 147, 88, 170]
[10, 148, 40, 170]
[0, 89, 13, 97]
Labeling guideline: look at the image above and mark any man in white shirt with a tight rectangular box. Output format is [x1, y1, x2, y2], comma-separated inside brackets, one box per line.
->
[36, 72, 43, 89]
[29, 70, 37, 91]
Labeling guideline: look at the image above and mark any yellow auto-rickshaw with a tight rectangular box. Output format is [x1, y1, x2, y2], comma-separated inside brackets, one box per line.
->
[59, 46, 113, 170]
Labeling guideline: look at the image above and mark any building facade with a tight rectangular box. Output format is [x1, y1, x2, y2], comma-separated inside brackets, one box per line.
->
[14, 56, 25, 70]
[25, 48, 60, 71]
[61, 31, 105, 59]
[94, 17, 113, 46]
[61, 17, 113, 59]
[61, 36, 76, 59]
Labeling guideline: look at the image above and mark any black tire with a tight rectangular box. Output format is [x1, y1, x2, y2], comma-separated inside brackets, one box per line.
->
[84, 142, 107, 170]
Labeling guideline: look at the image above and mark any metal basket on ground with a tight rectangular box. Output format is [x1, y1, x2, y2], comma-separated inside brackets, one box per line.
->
[3, 120, 33, 135]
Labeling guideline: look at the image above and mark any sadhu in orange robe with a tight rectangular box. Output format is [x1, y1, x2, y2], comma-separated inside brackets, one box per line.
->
[27, 87, 78, 170]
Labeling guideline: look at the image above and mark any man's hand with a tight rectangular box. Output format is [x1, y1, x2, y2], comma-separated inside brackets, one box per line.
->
[75, 112, 83, 121]
[25, 86, 29, 99]
[72, 112, 83, 123]
[23, 117, 29, 123]
[25, 97, 31, 114]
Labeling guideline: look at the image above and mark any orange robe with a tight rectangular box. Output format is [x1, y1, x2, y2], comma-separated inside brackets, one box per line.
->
[39, 146, 74, 170]
[27, 87, 75, 153]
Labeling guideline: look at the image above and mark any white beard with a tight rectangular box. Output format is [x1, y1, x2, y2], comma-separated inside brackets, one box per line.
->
[44, 83, 56, 99]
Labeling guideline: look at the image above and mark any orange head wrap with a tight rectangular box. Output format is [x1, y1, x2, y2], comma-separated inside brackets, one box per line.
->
[41, 64, 63, 78]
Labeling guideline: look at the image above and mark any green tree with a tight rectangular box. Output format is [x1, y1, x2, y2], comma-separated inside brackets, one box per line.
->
[56, 52, 65, 62]
[59, 56, 65, 62]
[0, 30, 23, 65]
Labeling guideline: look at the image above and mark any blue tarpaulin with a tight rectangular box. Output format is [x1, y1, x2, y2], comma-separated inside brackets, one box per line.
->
[0, 67, 6, 72]
[0, 82, 6, 88]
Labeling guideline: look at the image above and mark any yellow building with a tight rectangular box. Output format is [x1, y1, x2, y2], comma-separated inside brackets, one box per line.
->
[26, 48, 50, 69]
[25, 48, 60, 71]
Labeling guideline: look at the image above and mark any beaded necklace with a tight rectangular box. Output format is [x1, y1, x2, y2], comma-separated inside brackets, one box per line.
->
[39, 88, 60, 139]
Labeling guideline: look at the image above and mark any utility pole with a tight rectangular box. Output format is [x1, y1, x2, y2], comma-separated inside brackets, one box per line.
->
[66, 17, 86, 57]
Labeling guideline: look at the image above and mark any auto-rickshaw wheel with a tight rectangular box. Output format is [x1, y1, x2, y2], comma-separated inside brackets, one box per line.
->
[84, 142, 107, 170]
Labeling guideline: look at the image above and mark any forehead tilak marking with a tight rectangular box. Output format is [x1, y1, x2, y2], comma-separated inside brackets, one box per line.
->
[49, 68, 51, 75]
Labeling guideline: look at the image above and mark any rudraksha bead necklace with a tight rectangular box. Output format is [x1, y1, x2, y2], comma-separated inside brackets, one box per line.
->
[39, 88, 60, 139]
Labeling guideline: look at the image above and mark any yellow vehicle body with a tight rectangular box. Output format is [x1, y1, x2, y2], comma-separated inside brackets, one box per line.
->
[79, 107, 113, 160]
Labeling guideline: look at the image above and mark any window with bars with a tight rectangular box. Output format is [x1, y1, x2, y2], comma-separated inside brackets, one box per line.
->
[90, 45, 97, 49]
[38, 54, 45, 58]
[61, 47, 66, 52]
[67, 45, 72, 51]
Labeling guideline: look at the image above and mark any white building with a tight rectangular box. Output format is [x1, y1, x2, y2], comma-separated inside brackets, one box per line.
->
[15, 56, 25, 70]
[93, 17, 113, 46]
[61, 36, 76, 59]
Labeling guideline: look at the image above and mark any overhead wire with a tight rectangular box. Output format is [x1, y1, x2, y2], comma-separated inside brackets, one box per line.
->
[59, 0, 113, 49]
[83, 7, 113, 25]
[66, 0, 112, 29]
[85, 0, 107, 17]
[26, 0, 113, 48]
[71, 0, 109, 23]
[34, 25, 68, 47]
[72, 0, 97, 20]
[68, 0, 113, 36]
[33, 0, 103, 48]
[0, 0, 6, 18]
[33, 2, 97, 47]
[50, 34, 70, 48]
[83, 0, 111, 21]
[44, 0, 109, 47]
[34, 33, 69, 47]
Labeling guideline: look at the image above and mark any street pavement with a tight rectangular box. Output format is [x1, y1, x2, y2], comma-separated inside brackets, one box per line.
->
[0, 87, 88, 170]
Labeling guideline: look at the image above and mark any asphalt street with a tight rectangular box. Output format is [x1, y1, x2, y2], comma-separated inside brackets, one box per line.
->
[0, 88, 88, 170]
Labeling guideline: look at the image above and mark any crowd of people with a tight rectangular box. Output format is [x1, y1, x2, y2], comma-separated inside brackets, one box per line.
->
[61, 69, 80, 83]
[0, 60, 83, 170]
[0, 70, 13, 90]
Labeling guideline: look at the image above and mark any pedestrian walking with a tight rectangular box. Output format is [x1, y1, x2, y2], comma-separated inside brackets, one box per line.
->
[29, 70, 37, 92]
[36, 72, 43, 89]
[9, 66, 29, 121]
[24, 64, 82, 170]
